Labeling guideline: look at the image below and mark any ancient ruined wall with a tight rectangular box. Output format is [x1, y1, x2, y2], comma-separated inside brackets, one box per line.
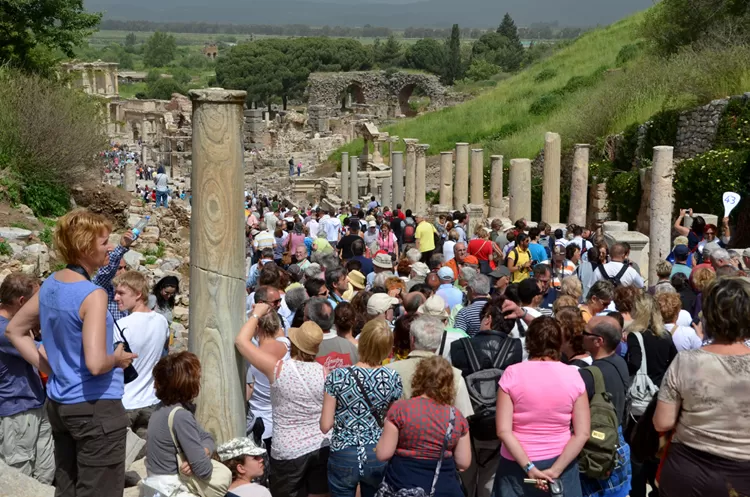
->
[674, 98, 730, 159]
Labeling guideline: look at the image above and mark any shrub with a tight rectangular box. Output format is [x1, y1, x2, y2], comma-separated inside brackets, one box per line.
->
[145, 256, 158, 265]
[615, 43, 642, 66]
[613, 123, 641, 171]
[607, 170, 642, 226]
[715, 98, 750, 150]
[674, 148, 750, 216]
[10, 221, 29, 230]
[642, 109, 681, 159]
[486, 121, 528, 141]
[0, 240, 11, 257]
[21, 179, 70, 217]
[465, 59, 501, 82]
[529, 93, 562, 116]
[534, 68, 557, 83]
[39, 227, 53, 245]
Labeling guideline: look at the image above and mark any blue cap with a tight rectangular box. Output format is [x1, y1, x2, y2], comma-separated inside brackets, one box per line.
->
[673, 244, 689, 258]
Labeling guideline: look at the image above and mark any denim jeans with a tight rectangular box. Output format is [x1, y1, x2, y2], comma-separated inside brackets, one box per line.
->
[156, 190, 168, 208]
[328, 444, 386, 497]
[494, 454, 582, 497]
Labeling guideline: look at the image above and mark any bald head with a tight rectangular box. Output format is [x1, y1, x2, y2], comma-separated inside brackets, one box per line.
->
[404, 291, 426, 314]
[609, 243, 628, 261]
[454, 242, 467, 262]
[587, 315, 622, 352]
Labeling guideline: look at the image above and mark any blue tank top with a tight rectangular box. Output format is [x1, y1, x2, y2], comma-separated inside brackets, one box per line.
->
[39, 276, 123, 404]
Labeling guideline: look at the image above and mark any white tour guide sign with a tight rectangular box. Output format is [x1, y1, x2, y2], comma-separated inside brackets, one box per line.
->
[723, 192, 741, 217]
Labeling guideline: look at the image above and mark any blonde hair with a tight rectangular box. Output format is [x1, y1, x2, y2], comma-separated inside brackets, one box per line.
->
[54, 208, 112, 264]
[692, 267, 716, 293]
[112, 271, 149, 303]
[655, 292, 681, 324]
[628, 293, 667, 337]
[560, 276, 583, 301]
[358, 318, 394, 366]
[553, 295, 579, 314]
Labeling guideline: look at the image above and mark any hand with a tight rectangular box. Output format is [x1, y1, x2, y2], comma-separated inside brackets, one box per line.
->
[692, 320, 704, 339]
[179, 460, 193, 476]
[251, 302, 271, 318]
[501, 299, 524, 319]
[723, 216, 730, 227]
[679, 209, 686, 217]
[527, 466, 552, 491]
[388, 287, 402, 299]
[541, 467, 561, 480]
[114, 343, 138, 369]
[120, 230, 135, 248]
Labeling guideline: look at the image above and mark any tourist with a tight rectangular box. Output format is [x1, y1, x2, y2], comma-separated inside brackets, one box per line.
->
[6, 209, 136, 497]
[613, 285, 639, 331]
[690, 265, 716, 319]
[673, 209, 705, 253]
[320, 209, 342, 249]
[556, 306, 591, 367]
[311, 297, 359, 368]
[578, 316, 632, 497]
[253, 223, 276, 259]
[149, 275, 180, 326]
[154, 166, 169, 208]
[92, 229, 135, 320]
[436, 266, 463, 311]
[651, 261, 675, 294]
[566, 243, 582, 267]
[272, 226, 289, 266]
[655, 292, 702, 351]
[145, 352, 222, 490]
[579, 280, 615, 322]
[578, 242, 609, 299]
[489, 266, 511, 295]
[454, 275, 492, 337]
[414, 295, 465, 358]
[288, 223, 306, 261]
[407, 262, 429, 291]
[425, 272, 440, 293]
[376, 356, 471, 496]
[389, 313, 416, 363]
[363, 220, 379, 250]
[320, 319, 402, 497]
[297, 161, 302, 176]
[376, 222, 398, 259]
[527, 228, 548, 264]
[414, 212, 437, 263]
[442, 229, 459, 263]
[670, 273, 696, 319]
[235, 306, 330, 497]
[337, 220, 361, 261]
[506, 233, 532, 283]
[333, 302, 359, 348]
[365, 293, 400, 323]
[442, 241, 467, 280]
[295, 245, 311, 272]
[217, 437, 271, 497]
[454, 213, 469, 243]
[245, 311, 290, 452]
[544, 245, 576, 289]
[592, 242, 644, 288]
[0, 273, 53, 484]
[534, 264, 558, 315]
[654, 277, 750, 496]
[113, 271, 170, 438]
[569, 225, 593, 257]
[494, 317, 590, 497]
[467, 227, 500, 275]
[325, 267, 349, 309]
[669, 244, 692, 278]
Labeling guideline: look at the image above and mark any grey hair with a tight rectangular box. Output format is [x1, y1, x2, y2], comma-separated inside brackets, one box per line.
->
[406, 248, 422, 263]
[306, 296, 334, 332]
[312, 252, 339, 272]
[711, 248, 730, 262]
[410, 315, 444, 352]
[304, 262, 323, 281]
[459, 266, 478, 282]
[373, 271, 393, 290]
[468, 274, 491, 296]
[284, 286, 308, 312]
[587, 280, 615, 302]
[317, 230, 328, 239]
[258, 222, 267, 231]
[654, 283, 677, 295]
[590, 318, 622, 352]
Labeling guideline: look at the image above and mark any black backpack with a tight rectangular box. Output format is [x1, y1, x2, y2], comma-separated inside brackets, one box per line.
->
[461, 336, 514, 441]
[597, 263, 629, 287]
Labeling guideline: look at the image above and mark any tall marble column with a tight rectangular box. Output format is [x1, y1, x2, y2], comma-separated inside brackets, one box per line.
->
[454, 142, 469, 210]
[341, 152, 349, 202]
[404, 138, 419, 210]
[415, 144, 429, 214]
[489, 155, 503, 218]
[392, 151, 404, 208]
[360, 138, 370, 166]
[648, 146, 675, 286]
[509, 159, 532, 222]
[350, 156, 359, 205]
[439, 152, 453, 207]
[470, 148, 484, 205]
[381, 177, 392, 208]
[124, 161, 136, 192]
[568, 144, 590, 226]
[188, 88, 247, 442]
[542, 132, 561, 223]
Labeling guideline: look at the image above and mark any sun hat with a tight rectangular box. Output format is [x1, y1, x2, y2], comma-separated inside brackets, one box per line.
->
[288, 321, 324, 355]
[417, 295, 449, 319]
[367, 293, 400, 315]
[373, 253, 394, 269]
[411, 262, 429, 277]
[348, 270, 366, 290]
[217, 437, 266, 462]
[437, 266, 455, 281]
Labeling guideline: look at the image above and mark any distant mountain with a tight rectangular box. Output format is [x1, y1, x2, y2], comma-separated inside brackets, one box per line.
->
[86, 0, 654, 28]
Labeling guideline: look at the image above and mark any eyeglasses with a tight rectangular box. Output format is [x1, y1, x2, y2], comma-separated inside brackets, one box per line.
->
[263, 298, 282, 306]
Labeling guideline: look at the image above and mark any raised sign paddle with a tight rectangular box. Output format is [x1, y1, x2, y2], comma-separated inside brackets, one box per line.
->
[723, 192, 741, 218]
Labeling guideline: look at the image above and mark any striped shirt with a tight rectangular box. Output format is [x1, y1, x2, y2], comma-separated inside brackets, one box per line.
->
[93, 245, 129, 321]
[454, 297, 490, 337]
[253, 230, 275, 251]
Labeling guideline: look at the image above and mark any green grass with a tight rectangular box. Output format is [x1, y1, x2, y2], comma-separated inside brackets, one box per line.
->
[331, 9, 750, 166]
[118, 82, 148, 99]
[10, 221, 30, 230]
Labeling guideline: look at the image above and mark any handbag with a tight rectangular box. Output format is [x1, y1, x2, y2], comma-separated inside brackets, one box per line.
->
[281, 251, 292, 265]
[167, 407, 232, 497]
[347, 367, 383, 428]
[375, 407, 455, 497]
[627, 331, 659, 417]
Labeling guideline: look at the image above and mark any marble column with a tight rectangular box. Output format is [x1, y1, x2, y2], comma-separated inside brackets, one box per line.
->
[470, 148, 484, 205]
[568, 144, 590, 226]
[392, 151, 404, 208]
[542, 132, 561, 223]
[381, 177, 392, 208]
[439, 152, 453, 207]
[415, 144, 429, 214]
[188, 88, 247, 442]
[341, 152, 349, 202]
[124, 161, 136, 192]
[361, 138, 370, 166]
[509, 159, 532, 222]
[489, 155, 503, 218]
[350, 156, 359, 205]
[404, 138, 419, 210]
[648, 146, 675, 286]
[454, 142, 469, 210]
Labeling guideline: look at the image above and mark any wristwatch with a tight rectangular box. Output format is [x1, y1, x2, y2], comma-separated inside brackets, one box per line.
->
[251, 313, 261, 320]
[524, 461, 535, 473]
[521, 308, 528, 319]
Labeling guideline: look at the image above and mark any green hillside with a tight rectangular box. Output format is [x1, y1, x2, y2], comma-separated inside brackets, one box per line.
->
[333, 9, 750, 164]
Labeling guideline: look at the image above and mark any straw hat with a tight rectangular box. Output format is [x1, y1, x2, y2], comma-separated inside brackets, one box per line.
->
[288, 321, 324, 355]
[348, 270, 366, 290]
[417, 295, 449, 319]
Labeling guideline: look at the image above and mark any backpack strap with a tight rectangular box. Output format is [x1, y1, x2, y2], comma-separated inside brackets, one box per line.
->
[429, 407, 455, 497]
[438, 329, 448, 356]
[585, 366, 607, 396]
[347, 367, 383, 428]
[461, 337, 481, 374]
[597, 263, 610, 281]
[613, 263, 629, 284]
[632, 331, 649, 376]
[492, 336, 514, 370]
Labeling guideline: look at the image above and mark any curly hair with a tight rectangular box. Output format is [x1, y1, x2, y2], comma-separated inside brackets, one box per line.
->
[153, 351, 201, 405]
[525, 316, 564, 361]
[411, 356, 456, 406]
[692, 267, 716, 293]
[385, 276, 406, 294]
[613, 286, 641, 315]
[560, 276, 583, 301]
[655, 292, 682, 324]
[703, 277, 750, 344]
[555, 307, 587, 357]
[553, 295, 579, 314]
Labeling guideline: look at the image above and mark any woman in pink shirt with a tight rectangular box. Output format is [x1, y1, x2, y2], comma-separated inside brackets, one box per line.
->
[377, 222, 399, 258]
[494, 316, 590, 497]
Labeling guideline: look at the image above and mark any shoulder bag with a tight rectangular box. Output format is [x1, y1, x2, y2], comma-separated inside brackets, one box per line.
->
[167, 407, 232, 497]
[348, 367, 384, 428]
[627, 331, 659, 417]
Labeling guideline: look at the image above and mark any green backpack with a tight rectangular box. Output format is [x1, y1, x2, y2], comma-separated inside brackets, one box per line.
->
[578, 366, 620, 480]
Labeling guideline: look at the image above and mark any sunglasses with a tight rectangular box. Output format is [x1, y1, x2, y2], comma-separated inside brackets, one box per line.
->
[582, 331, 602, 338]
[264, 298, 282, 306]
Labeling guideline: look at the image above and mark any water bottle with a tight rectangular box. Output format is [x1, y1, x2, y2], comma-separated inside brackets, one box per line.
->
[132, 216, 150, 239]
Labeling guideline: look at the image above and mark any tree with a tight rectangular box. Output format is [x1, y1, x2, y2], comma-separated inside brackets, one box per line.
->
[124, 32, 137, 52]
[465, 58, 501, 81]
[147, 77, 186, 100]
[0, 0, 101, 75]
[443, 24, 463, 85]
[497, 13, 522, 45]
[404, 38, 445, 75]
[495, 13, 525, 71]
[376, 35, 402, 67]
[143, 31, 177, 67]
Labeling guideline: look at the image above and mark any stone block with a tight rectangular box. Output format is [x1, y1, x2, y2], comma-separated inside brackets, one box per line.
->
[602, 221, 629, 233]
[124, 250, 144, 268]
[0, 227, 32, 242]
[684, 213, 718, 228]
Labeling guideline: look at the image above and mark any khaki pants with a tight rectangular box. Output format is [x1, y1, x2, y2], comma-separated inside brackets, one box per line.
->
[460, 438, 501, 497]
[0, 406, 55, 484]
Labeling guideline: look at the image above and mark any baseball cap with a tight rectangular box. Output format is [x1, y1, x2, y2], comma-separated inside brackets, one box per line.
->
[411, 262, 429, 277]
[437, 266, 455, 281]
[417, 295, 449, 319]
[489, 266, 510, 279]
[368, 220, 377, 228]
[217, 437, 266, 462]
[367, 293, 400, 315]
[464, 255, 479, 265]
[673, 245, 690, 258]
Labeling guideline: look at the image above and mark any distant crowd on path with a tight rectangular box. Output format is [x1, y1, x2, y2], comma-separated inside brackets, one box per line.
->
[2, 199, 750, 497]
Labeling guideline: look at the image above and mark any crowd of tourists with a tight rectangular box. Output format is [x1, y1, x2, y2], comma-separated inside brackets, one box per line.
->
[1, 201, 749, 497]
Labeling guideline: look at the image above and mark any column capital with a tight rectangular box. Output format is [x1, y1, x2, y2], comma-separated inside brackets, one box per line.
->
[415, 144, 429, 157]
[574, 143, 591, 150]
[189, 88, 247, 104]
[403, 138, 419, 152]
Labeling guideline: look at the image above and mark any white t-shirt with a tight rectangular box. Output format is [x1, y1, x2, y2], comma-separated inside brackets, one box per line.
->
[592, 261, 645, 288]
[155, 173, 169, 192]
[665, 323, 702, 352]
[114, 311, 170, 410]
[229, 482, 272, 497]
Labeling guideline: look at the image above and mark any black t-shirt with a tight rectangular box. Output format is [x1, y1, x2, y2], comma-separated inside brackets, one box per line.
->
[625, 329, 677, 387]
[390, 218, 402, 241]
[338, 234, 362, 260]
[579, 354, 631, 426]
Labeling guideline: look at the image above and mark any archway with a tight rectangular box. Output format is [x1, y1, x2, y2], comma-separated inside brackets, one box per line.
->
[339, 82, 366, 111]
[397, 83, 431, 117]
[130, 121, 140, 142]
